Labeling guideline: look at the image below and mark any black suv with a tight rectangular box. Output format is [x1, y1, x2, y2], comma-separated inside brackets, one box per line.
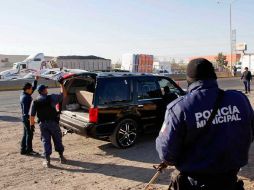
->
[59, 72, 185, 148]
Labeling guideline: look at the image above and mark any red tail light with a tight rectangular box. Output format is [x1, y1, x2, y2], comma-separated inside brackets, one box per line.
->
[56, 103, 60, 111]
[89, 108, 98, 123]
[63, 73, 75, 79]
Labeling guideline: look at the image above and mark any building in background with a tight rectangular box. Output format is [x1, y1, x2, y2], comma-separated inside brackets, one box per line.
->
[121, 54, 153, 73]
[51, 55, 111, 71]
[240, 54, 254, 74]
[189, 54, 241, 68]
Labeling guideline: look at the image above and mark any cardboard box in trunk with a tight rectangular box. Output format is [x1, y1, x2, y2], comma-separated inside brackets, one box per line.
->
[76, 90, 93, 108]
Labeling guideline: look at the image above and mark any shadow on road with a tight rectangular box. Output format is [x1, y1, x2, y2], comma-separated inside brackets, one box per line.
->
[50, 159, 172, 185]
[98, 133, 160, 164]
[0, 115, 21, 122]
[32, 133, 172, 185]
[96, 132, 254, 183]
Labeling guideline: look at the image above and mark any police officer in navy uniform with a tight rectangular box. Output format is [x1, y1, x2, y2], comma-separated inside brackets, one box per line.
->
[30, 84, 67, 167]
[156, 58, 254, 190]
[20, 76, 39, 155]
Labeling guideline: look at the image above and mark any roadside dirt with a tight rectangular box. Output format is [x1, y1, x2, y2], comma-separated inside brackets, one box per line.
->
[0, 92, 254, 190]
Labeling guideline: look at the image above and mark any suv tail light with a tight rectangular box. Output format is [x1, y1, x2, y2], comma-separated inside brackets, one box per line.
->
[89, 108, 98, 123]
[63, 73, 75, 79]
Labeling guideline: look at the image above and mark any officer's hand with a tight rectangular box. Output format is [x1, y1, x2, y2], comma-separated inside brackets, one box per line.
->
[158, 162, 168, 170]
[153, 162, 168, 172]
[57, 75, 64, 84]
[31, 125, 35, 132]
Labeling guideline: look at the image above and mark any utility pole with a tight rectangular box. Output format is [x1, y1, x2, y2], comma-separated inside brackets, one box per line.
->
[229, 0, 238, 75]
[232, 29, 237, 61]
[230, 3, 232, 72]
[218, 0, 238, 75]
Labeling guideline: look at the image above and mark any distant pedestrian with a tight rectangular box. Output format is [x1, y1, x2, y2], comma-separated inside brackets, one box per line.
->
[233, 66, 237, 77]
[20, 76, 39, 155]
[241, 67, 252, 94]
[30, 84, 67, 168]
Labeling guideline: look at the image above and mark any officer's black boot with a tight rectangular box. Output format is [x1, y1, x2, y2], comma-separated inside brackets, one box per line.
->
[59, 152, 67, 164]
[43, 156, 51, 168]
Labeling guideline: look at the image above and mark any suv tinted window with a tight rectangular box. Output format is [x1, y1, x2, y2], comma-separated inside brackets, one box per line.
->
[137, 80, 161, 100]
[67, 77, 95, 93]
[98, 78, 131, 105]
[158, 78, 181, 95]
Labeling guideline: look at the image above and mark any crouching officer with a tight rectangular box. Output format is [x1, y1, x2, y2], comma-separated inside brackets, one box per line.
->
[30, 84, 67, 168]
[156, 58, 254, 190]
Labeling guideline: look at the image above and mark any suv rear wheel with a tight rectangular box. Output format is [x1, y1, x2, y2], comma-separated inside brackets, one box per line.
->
[110, 118, 138, 148]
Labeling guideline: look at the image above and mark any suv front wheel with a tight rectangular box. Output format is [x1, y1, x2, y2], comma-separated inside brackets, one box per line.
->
[110, 118, 138, 148]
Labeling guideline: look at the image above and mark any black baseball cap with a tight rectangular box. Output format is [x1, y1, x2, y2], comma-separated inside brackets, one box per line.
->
[187, 58, 217, 82]
[22, 82, 32, 91]
[37, 84, 48, 93]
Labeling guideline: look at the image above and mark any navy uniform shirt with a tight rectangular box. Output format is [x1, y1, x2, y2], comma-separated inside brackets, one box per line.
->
[156, 80, 254, 174]
[20, 80, 37, 121]
[30, 93, 63, 117]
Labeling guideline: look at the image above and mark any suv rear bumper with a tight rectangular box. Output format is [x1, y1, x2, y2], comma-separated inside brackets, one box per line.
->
[59, 114, 116, 138]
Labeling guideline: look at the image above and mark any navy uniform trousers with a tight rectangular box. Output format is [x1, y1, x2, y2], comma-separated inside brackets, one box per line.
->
[39, 120, 64, 157]
[21, 117, 33, 153]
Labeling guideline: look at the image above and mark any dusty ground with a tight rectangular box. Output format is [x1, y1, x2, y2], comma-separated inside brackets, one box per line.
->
[0, 90, 254, 190]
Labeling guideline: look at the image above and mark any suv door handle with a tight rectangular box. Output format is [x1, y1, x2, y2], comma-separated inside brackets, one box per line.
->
[138, 104, 144, 108]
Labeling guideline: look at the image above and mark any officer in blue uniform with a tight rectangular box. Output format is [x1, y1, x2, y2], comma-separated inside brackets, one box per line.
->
[156, 58, 254, 190]
[241, 67, 252, 94]
[20, 76, 39, 155]
[30, 84, 66, 167]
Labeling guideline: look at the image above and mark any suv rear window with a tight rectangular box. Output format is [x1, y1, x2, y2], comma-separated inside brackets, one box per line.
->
[97, 78, 131, 105]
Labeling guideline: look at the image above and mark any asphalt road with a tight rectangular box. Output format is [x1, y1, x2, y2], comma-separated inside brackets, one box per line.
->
[0, 88, 61, 122]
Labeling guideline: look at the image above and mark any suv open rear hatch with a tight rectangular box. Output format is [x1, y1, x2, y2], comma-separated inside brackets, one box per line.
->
[59, 72, 97, 136]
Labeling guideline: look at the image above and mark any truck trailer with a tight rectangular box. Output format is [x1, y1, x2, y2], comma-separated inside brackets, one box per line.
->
[121, 54, 154, 73]
[240, 54, 254, 75]
[51, 55, 111, 71]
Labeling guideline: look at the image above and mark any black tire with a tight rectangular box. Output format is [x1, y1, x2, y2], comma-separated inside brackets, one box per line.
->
[109, 118, 138, 148]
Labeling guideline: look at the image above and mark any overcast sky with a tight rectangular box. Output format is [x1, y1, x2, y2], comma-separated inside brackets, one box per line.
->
[0, 0, 253, 62]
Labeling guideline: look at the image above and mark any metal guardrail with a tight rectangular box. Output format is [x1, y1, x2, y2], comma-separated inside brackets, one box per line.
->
[0, 78, 58, 91]
[169, 74, 186, 81]
[169, 71, 233, 81]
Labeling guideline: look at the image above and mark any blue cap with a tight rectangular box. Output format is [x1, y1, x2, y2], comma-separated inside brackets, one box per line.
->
[37, 84, 48, 93]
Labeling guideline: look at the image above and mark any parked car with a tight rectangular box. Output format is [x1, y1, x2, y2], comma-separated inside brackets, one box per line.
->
[59, 72, 185, 148]
[153, 69, 171, 77]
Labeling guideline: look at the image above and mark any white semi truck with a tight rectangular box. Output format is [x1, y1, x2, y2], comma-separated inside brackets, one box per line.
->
[0, 53, 46, 80]
[240, 54, 254, 75]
